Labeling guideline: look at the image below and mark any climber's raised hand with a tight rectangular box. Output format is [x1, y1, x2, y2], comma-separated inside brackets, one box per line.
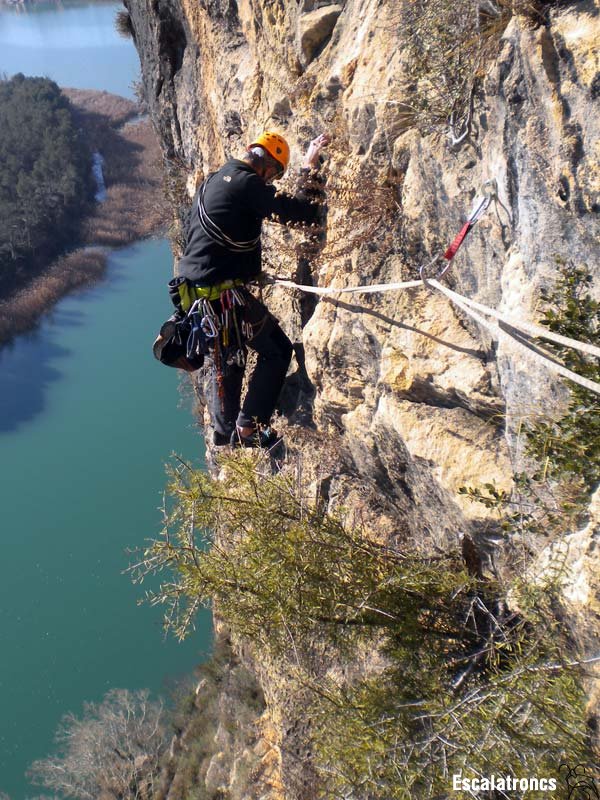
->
[303, 133, 331, 170]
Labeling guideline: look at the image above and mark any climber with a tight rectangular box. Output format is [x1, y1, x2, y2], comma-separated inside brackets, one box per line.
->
[175, 130, 330, 448]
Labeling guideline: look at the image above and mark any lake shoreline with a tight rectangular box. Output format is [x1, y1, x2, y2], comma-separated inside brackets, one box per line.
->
[0, 88, 170, 345]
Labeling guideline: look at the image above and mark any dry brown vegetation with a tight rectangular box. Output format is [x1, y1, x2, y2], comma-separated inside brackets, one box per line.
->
[261, 111, 403, 287]
[81, 119, 169, 246]
[65, 89, 170, 245]
[64, 89, 138, 131]
[0, 249, 106, 342]
[0, 89, 170, 345]
[29, 689, 168, 800]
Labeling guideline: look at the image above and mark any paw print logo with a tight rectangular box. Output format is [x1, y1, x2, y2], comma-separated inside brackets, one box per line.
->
[560, 764, 600, 799]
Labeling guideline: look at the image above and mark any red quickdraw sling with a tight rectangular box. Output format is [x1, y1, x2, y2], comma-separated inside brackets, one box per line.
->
[420, 179, 509, 284]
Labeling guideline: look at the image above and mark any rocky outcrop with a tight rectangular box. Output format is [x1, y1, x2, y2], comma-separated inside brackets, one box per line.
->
[532, 487, 600, 628]
[298, 4, 343, 65]
[124, 0, 600, 794]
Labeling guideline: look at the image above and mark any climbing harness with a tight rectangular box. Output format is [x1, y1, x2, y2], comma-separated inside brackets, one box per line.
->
[156, 279, 249, 385]
[184, 290, 246, 355]
[180, 287, 248, 409]
[168, 275, 246, 309]
[220, 289, 246, 366]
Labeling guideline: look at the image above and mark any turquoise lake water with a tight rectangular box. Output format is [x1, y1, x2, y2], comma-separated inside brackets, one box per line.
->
[0, 0, 139, 98]
[0, 5, 210, 797]
[0, 241, 210, 799]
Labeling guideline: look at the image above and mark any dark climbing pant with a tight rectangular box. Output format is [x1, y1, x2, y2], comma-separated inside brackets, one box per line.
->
[206, 290, 293, 439]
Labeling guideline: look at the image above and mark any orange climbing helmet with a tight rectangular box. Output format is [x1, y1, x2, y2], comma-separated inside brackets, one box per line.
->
[249, 131, 290, 172]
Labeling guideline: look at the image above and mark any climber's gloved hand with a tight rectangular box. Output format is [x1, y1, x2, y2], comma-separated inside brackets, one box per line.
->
[303, 133, 331, 170]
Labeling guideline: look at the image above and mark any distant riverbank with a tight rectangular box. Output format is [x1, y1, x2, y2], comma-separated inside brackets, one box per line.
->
[0, 88, 169, 344]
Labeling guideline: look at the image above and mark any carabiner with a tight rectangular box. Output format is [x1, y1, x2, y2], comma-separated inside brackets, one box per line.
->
[201, 315, 219, 338]
[419, 252, 451, 286]
[230, 288, 245, 306]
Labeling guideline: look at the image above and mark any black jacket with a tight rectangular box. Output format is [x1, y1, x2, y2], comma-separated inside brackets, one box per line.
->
[177, 159, 322, 286]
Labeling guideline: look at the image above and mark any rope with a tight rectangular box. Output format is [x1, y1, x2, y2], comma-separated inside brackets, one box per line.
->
[429, 281, 600, 360]
[271, 177, 599, 394]
[273, 278, 423, 295]
[272, 277, 600, 396]
[431, 284, 600, 396]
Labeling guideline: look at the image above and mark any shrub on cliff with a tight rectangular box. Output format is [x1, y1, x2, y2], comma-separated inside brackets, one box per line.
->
[525, 262, 600, 497]
[132, 451, 471, 652]
[132, 450, 593, 798]
[397, 0, 547, 141]
[310, 585, 593, 799]
[0, 74, 94, 296]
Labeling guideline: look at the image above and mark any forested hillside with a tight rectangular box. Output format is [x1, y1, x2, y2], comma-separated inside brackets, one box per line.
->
[0, 74, 94, 296]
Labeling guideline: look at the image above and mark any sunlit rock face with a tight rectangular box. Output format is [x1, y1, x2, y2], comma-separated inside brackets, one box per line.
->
[124, 0, 600, 794]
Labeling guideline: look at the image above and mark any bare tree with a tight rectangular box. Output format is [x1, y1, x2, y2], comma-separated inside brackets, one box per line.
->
[28, 689, 168, 800]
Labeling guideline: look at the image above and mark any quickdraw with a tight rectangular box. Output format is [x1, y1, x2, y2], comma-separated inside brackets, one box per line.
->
[420, 179, 511, 285]
[183, 288, 249, 412]
[184, 289, 247, 357]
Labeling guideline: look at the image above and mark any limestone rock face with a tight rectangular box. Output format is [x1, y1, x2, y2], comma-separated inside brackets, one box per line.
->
[298, 4, 343, 65]
[124, 0, 599, 794]
[533, 487, 600, 631]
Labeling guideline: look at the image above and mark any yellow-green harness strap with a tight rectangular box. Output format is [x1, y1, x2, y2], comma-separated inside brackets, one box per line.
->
[172, 278, 246, 312]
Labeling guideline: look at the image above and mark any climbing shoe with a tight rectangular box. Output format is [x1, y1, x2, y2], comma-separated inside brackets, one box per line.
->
[230, 426, 282, 449]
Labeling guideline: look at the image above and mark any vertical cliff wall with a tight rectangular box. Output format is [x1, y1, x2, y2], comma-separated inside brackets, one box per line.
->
[125, 0, 598, 530]
[123, 0, 599, 795]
